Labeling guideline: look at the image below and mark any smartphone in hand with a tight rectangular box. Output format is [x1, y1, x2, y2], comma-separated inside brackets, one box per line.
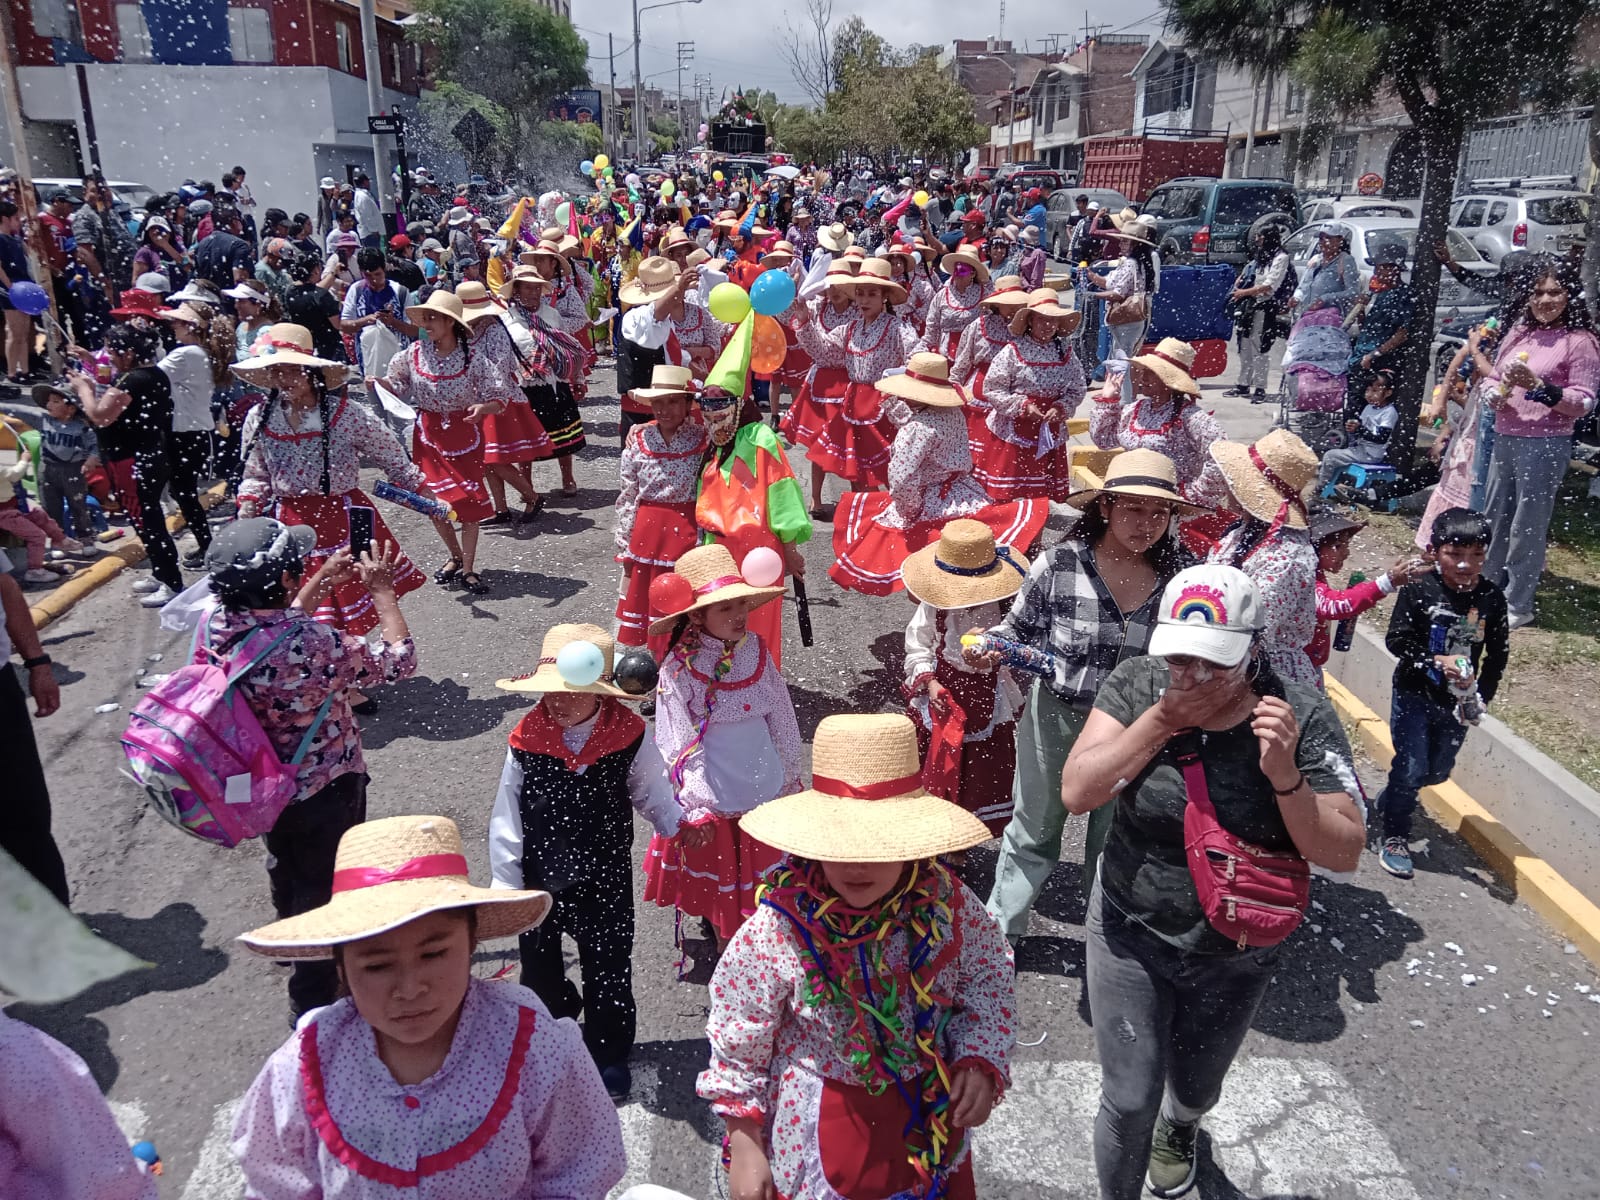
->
[347, 504, 376, 563]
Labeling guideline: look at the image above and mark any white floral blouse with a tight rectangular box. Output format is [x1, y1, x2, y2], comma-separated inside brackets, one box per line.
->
[614, 420, 709, 552]
[238, 393, 424, 514]
[1089, 390, 1231, 508]
[878, 400, 994, 529]
[984, 336, 1087, 446]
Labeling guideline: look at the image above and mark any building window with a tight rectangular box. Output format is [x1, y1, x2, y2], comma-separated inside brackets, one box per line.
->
[336, 21, 353, 72]
[1284, 80, 1304, 116]
[115, 2, 154, 63]
[389, 41, 401, 84]
[1328, 132, 1359, 189]
[228, 5, 274, 63]
[1146, 52, 1196, 115]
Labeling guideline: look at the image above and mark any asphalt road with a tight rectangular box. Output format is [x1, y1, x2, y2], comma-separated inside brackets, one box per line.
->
[14, 363, 1600, 1199]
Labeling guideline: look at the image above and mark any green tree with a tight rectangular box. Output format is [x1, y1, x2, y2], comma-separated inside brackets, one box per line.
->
[1166, 0, 1597, 469]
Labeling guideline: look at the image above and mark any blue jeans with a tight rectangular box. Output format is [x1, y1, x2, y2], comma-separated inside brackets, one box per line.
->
[1380, 686, 1468, 839]
[1470, 403, 1496, 512]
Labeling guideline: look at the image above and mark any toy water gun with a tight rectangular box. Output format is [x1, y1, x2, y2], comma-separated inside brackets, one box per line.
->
[1495, 349, 1530, 401]
[373, 480, 455, 522]
[1449, 656, 1485, 726]
[131, 1140, 163, 1176]
[959, 633, 1058, 679]
[1455, 316, 1499, 384]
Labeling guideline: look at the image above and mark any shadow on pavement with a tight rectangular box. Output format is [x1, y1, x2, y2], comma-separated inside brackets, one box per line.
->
[358, 674, 527, 748]
[1195, 1131, 1316, 1199]
[786, 631, 904, 731]
[629, 1036, 720, 1139]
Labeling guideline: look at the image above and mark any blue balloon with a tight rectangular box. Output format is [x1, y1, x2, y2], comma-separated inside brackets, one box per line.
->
[580, 160, 595, 177]
[555, 640, 605, 688]
[749, 268, 796, 317]
[8, 281, 50, 316]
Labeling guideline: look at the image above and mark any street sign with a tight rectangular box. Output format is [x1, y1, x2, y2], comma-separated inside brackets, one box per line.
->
[453, 109, 495, 157]
[368, 114, 402, 135]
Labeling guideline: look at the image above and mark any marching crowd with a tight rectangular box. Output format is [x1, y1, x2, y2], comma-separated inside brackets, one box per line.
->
[0, 157, 1589, 1200]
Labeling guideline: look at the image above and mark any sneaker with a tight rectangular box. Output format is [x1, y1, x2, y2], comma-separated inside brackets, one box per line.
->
[1507, 609, 1534, 631]
[599, 1061, 631, 1101]
[138, 583, 178, 608]
[181, 549, 208, 570]
[1251, 388, 1268, 403]
[22, 568, 58, 584]
[58, 537, 87, 555]
[1379, 836, 1414, 879]
[1222, 385, 1249, 398]
[1146, 1114, 1199, 1197]
[129, 576, 161, 595]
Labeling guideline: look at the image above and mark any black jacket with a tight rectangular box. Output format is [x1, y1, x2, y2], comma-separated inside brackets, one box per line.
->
[1385, 570, 1509, 708]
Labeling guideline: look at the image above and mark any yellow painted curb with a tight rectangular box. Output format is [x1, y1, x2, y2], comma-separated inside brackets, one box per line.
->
[29, 484, 229, 630]
[1324, 673, 1600, 965]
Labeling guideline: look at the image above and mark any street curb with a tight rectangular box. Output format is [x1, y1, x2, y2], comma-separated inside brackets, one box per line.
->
[1324, 673, 1600, 966]
[28, 484, 230, 630]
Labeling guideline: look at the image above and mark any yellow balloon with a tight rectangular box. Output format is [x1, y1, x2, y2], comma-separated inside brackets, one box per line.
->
[713, 170, 725, 183]
[913, 190, 930, 207]
[661, 179, 676, 199]
[708, 281, 751, 324]
[594, 154, 610, 171]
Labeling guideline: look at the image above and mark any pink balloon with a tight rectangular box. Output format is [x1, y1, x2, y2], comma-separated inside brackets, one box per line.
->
[741, 546, 784, 587]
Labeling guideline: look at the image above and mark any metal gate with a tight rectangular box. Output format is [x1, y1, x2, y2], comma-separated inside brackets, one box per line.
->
[1458, 108, 1592, 187]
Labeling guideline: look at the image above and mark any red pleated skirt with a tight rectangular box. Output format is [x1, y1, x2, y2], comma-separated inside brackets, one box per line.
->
[413, 411, 496, 523]
[480, 396, 553, 464]
[828, 490, 1049, 596]
[642, 814, 784, 941]
[780, 365, 848, 449]
[274, 491, 425, 635]
[616, 500, 699, 654]
[775, 324, 812, 389]
[804, 380, 893, 487]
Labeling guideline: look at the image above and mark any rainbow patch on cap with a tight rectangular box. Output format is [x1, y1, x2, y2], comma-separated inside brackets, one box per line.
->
[1169, 584, 1228, 626]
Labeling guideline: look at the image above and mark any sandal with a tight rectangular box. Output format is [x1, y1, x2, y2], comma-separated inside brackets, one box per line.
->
[482, 510, 513, 527]
[562, 481, 578, 496]
[434, 557, 463, 586]
[518, 494, 546, 525]
[461, 571, 490, 595]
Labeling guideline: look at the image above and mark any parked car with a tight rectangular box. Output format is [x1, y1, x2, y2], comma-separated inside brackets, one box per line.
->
[1282, 217, 1498, 334]
[1299, 196, 1416, 224]
[31, 177, 157, 231]
[1141, 177, 1303, 267]
[1044, 187, 1132, 260]
[1449, 190, 1590, 263]
[996, 166, 1067, 198]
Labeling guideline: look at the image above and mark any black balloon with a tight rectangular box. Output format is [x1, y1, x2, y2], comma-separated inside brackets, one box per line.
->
[612, 648, 660, 695]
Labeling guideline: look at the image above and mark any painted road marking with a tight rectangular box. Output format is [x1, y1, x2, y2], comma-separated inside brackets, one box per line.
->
[180, 1099, 244, 1200]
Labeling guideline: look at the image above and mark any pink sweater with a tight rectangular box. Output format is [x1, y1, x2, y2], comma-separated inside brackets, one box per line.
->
[1489, 323, 1600, 438]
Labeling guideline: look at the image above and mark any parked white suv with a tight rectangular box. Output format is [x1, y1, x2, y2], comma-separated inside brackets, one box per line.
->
[1449, 190, 1590, 263]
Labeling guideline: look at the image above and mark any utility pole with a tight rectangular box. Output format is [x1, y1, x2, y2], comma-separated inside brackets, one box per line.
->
[632, 0, 644, 163]
[608, 32, 618, 162]
[676, 42, 694, 152]
[0, 0, 63, 367]
[358, 0, 392, 224]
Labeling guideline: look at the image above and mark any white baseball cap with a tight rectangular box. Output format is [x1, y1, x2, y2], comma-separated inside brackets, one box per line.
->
[1145, 565, 1265, 668]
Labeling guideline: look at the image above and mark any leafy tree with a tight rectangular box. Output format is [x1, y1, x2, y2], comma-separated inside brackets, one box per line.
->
[1166, 0, 1597, 470]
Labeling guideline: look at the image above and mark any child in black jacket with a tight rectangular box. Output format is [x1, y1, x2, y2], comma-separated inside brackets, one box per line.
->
[1378, 508, 1509, 878]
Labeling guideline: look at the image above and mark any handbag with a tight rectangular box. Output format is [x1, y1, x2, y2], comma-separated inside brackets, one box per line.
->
[1106, 292, 1149, 326]
[1173, 733, 1310, 948]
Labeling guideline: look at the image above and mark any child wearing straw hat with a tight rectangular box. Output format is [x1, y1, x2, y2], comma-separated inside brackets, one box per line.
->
[829, 352, 1049, 596]
[642, 544, 803, 946]
[952, 273, 1027, 464]
[923, 245, 991, 358]
[490, 624, 679, 1098]
[614, 365, 710, 655]
[901, 520, 1032, 836]
[779, 261, 856, 512]
[699, 713, 1016, 1200]
[978, 288, 1087, 501]
[617, 255, 695, 437]
[232, 815, 627, 1198]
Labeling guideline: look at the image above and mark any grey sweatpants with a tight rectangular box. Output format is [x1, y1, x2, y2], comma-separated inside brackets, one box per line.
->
[1085, 878, 1278, 1200]
[1482, 432, 1570, 615]
[40, 457, 95, 540]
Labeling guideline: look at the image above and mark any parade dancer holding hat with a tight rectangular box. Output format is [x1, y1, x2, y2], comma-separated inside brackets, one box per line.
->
[978, 288, 1087, 501]
[700, 712, 1016, 1200]
[490, 624, 680, 1100]
[232, 815, 627, 1198]
[618, 255, 697, 438]
[830, 351, 1049, 595]
[953, 273, 1027, 465]
[643, 544, 803, 948]
[234, 324, 429, 636]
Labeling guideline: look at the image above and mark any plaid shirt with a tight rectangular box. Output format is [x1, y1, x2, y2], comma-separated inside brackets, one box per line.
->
[991, 537, 1183, 706]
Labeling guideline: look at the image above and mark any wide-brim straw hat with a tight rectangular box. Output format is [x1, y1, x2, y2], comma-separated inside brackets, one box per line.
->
[156, 301, 209, 328]
[633, 363, 696, 401]
[884, 240, 919, 266]
[818, 221, 853, 253]
[647, 543, 786, 636]
[456, 280, 506, 321]
[508, 265, 551, 294]
[876, 352, 966, 408]
[1067, 447, 1204, 511]
[980, 274, 1028, 310]
[518, 240, 571, 276]
[231, 323, 349, 387]
[1109, 207, 1158, 246]
[1130, 337, 1202, 396]
[1210, 428, 1319, 530]
[618, 255, 681, 306]
[761, 240, 797, 267]
[1009, 287, 1082, 337]
[900, 518, 1031, 610]
[940, 245, 991, 284]
[740, 714, 992, 862]
[238, 816, 551, 960]
[496, 621, 638, 698]
[823, 261, 857, 292]
[846, 258, 908, 305]
[711, 209, 741, 230]
[405, 288, 473, 338]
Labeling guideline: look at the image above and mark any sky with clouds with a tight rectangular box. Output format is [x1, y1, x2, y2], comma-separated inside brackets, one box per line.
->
[567, 0, 1170, 107]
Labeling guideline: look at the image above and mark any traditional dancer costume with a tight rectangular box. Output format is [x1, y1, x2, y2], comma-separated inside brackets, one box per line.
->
[779, 267, 855, 450]
[952, 275, 1026, 466]
[468, 301, 554, 465]
[921, 252, 988, 358]
[506, 287, 589, 459]
[376, 338, 498, 524]
[981, 301, 1088, 503]
[830, 353, 1049, 596]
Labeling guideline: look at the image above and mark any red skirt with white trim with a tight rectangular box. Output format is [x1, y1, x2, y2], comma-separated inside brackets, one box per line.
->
[480, 396, 553, 464]
[775, 324, 812, 389]
[274, 491, 425, 636]
[828, 489, 1049, 596]
[804, 380, 893, 487]
[413, 410, 495, 523]
[616, 500, 699, 652]
[965, 362, 994, 461]
[642, 814, 784, 941]
[779, 365, 848, 449]
[979, 433, 1070, 502]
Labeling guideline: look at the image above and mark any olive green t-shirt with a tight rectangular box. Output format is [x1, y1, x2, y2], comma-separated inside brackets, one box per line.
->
[1091, 656, 1355, 954]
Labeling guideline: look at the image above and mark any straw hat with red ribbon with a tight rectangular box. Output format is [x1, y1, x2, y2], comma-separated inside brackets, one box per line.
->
[238, 815, 551, 960]
[1130, 337, 1202, 396]
[1009, 287, 1082, 337]
[761, 240, 798, 267]
[980, 274, 1029, 310]
[647, 543, 787, 636]
[846, 258, 908, 304]
[455, 280, 506, 321]
[1210, 428, 1319, 532]
[230, 323, 349, 387]
[875, 352, 967, 408]
[939, 244, 991, 284]
[518, 239, 572, 276]
[739, 713, 992, 862]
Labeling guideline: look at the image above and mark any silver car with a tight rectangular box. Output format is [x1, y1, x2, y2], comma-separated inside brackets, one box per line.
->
[1449, 191, 1590, 263]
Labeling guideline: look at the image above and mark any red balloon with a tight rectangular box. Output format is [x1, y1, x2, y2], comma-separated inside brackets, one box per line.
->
[649, 572, 695, 617]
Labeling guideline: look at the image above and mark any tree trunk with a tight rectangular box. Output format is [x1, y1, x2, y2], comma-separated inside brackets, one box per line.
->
[1388, 107, 1463, 476]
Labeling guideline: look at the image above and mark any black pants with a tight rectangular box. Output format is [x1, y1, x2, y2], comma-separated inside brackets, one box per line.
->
[0, 667, 70, 905]
[518, 867, 636, 1068]
[129, 449, 183, 590]
[167, 431, 213, 552]
[264, 773, 367, 1017]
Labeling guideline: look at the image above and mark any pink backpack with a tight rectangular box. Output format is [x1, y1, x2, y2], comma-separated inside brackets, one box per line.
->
[121, 624, 334, 848]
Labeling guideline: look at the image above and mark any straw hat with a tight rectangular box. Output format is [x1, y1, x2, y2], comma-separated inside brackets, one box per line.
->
[659, 227, 695, 255]
[1009, 287, 1082, 337]
[823, 261, 856, 292]
[455, 280, 505, 321]
[875, 352, 966, 408]
[238, 815, 551, 960]
[711, 209, 740, 230]
[818, 221, 853, 253]
[739, 714, 992, 862]
[1210, 429, 1318, 530]
[685, 247, 712, 268]
[1109, 207, 1158, 246]
[646, 543, 786, 636]
[618, 255, 681, 306]
[841, 245, 868, 269]
[900, 519, 1031, 610]
[495, 622, 638, 698]
[939, 245, 991, 284]
[980, 274, 1028, 310]
[156, 301, 209, 328]
[633, 363, 696, 401]
[508, 264, 551, 294]
[1066, 447, 1203, 511]
[1130, 337, 1202, 396]
[884, 240, 919, 266]
[518, 239, 571, 276]
[846, 258, 908, 305]
[761, 240, 797, 267]
[230, 323, 349, 388]
[405, 288, 473, 338]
